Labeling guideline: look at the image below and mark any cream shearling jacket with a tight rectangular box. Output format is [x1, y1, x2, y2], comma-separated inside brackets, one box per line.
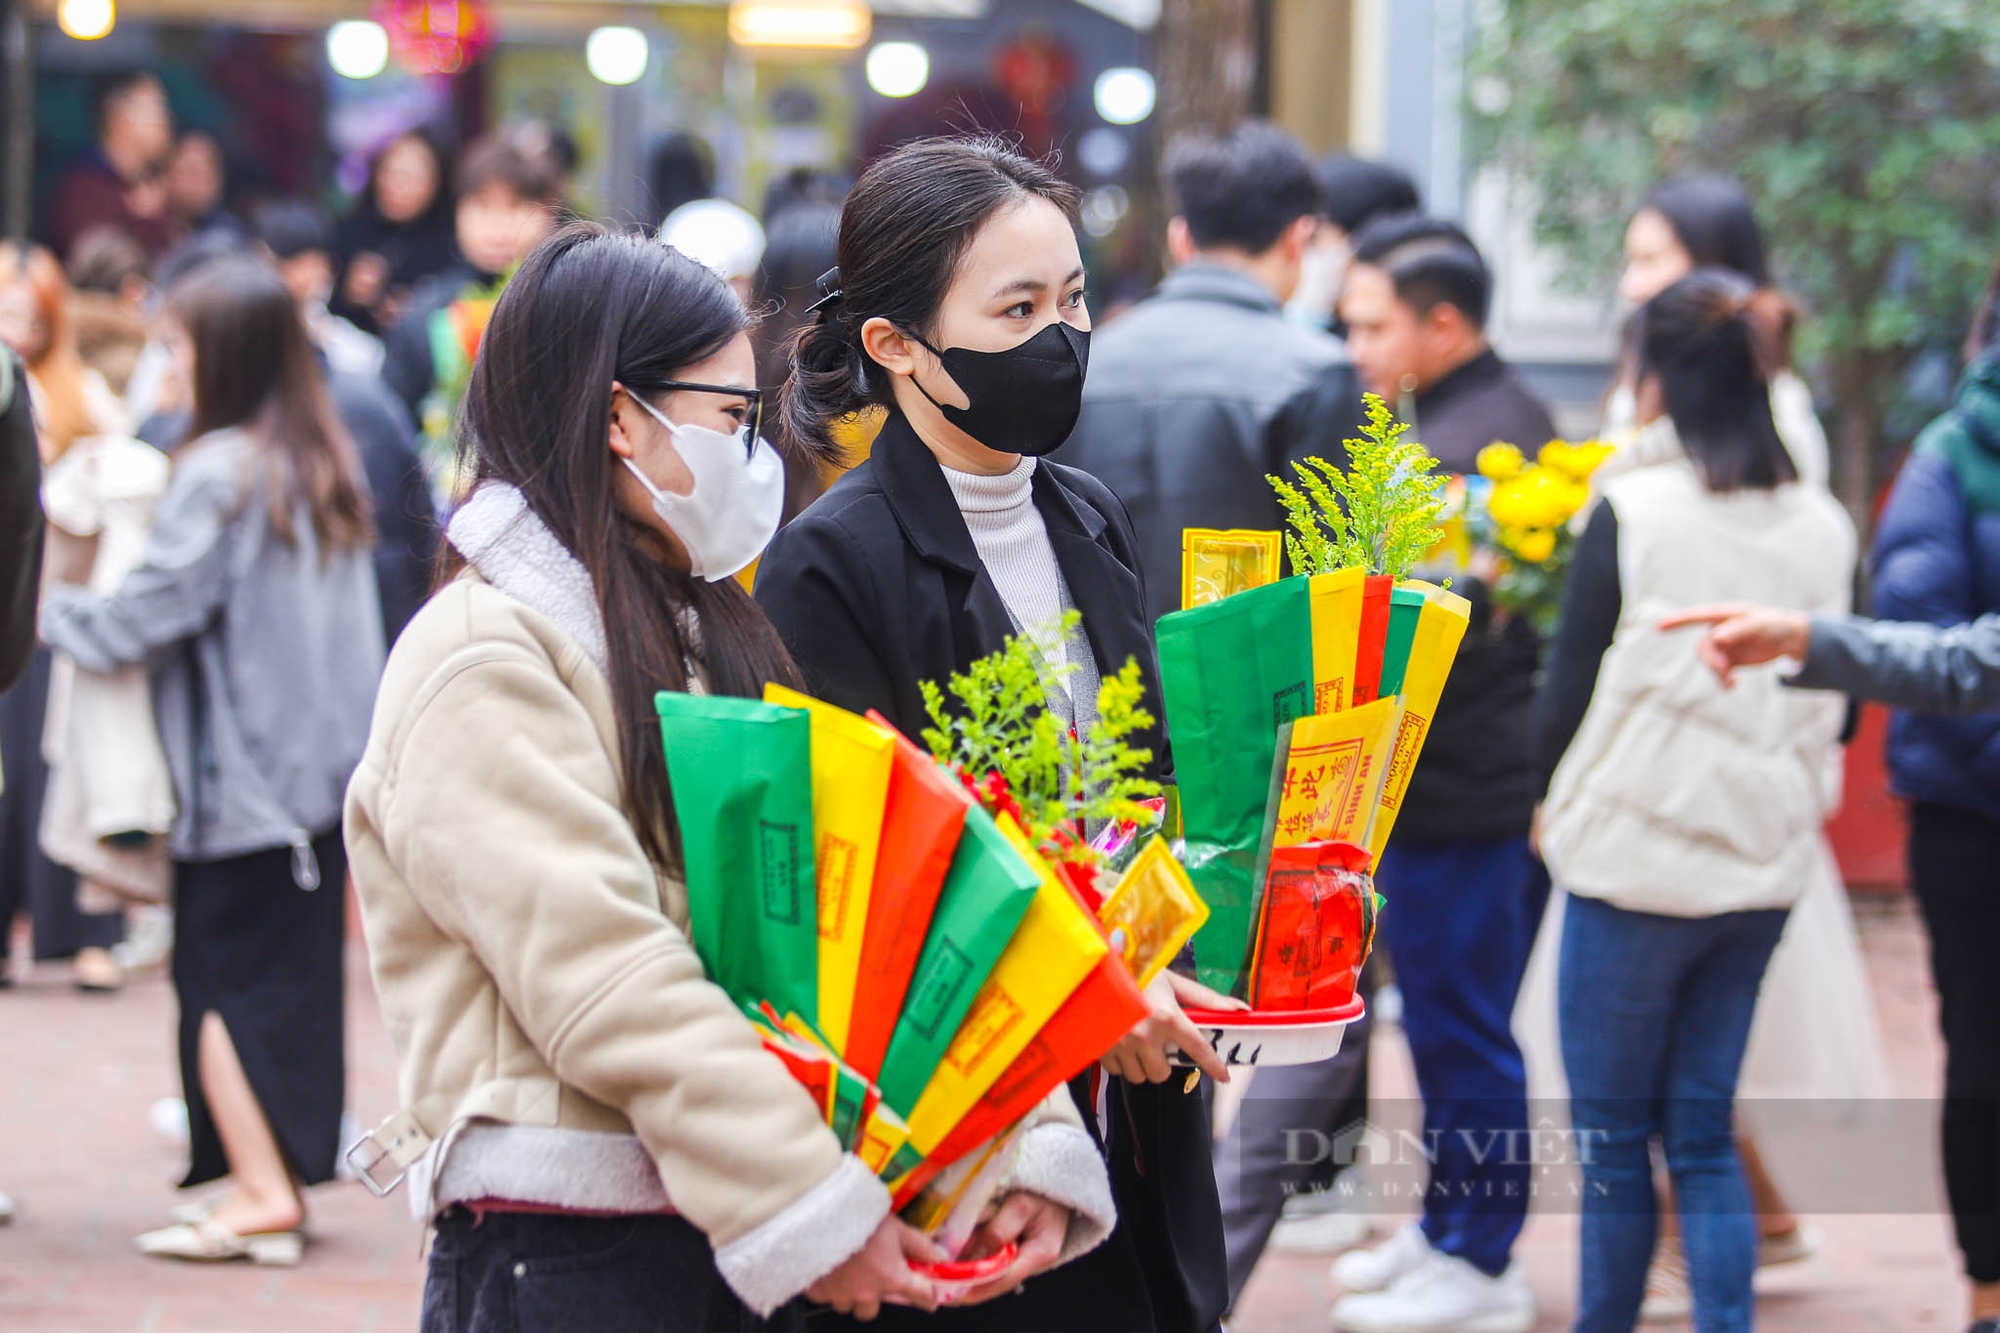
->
[344, 484, 1113, 1316]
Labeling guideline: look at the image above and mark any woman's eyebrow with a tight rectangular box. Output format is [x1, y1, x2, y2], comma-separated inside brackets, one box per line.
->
[990, 267, 1089, 300]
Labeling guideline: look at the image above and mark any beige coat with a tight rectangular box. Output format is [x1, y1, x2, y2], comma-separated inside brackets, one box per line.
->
[39, 434, 173, 906]
[345, 482, 1112, 1316]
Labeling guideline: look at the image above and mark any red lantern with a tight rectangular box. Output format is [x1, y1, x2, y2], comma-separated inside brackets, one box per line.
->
[373, 0, 495, 76]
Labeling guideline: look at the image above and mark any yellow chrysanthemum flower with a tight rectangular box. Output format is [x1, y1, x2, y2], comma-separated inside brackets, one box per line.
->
[1477, 441, 1526, 482]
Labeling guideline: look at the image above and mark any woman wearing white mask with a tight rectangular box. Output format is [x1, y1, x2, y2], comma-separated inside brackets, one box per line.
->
[344, 225, 1110, 1328]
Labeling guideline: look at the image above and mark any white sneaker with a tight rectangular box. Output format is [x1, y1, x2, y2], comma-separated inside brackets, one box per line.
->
[1331, 1252, 1536, 1333]
[1331, 1221, 1432, 1294]
[113, 906, 173, 973]
[1273, 1208, 1374, 1256]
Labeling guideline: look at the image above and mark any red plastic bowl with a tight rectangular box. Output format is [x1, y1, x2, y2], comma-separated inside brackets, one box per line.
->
[911, 1240, 1019, 1305]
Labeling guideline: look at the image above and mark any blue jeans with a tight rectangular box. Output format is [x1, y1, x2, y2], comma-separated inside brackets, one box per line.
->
[1559, 894, 1788, 1333]
[1376, 836, 1535, 1277]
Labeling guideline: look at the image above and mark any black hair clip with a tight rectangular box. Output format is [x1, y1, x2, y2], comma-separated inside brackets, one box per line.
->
[805, 266, 844, 315]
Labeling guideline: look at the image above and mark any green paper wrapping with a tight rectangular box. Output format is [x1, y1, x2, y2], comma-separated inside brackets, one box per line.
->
[874, 804, 1041, 1117]
[654, 692, 819, 1024]
[1376, 587, 1430, 698]
[1156, 577, 1316, 993]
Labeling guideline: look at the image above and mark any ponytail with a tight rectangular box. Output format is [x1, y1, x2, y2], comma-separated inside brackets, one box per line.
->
[1638, 267, 1798, 493]
[780, 272, 873, 462]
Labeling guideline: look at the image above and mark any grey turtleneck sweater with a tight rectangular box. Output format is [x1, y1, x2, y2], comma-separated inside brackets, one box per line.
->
[940, 457, 1100, 734]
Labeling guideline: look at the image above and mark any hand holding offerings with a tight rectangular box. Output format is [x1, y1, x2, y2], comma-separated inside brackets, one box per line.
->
[1164, 395, 1468, 1025]
[652, 618, 1209, 1271]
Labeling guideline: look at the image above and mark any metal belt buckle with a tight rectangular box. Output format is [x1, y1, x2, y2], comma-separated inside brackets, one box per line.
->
[344, 1110, 431, 1198]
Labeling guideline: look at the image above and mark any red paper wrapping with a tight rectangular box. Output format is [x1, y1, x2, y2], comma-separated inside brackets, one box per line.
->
[1349, 575, 1394, 707]
[844, 714, 974, 1082]
[1245, 841, 1377, 1011]
[891, 955, 1147, 1209]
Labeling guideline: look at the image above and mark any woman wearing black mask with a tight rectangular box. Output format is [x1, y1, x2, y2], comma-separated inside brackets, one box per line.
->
[755, 136, 1235, 1333]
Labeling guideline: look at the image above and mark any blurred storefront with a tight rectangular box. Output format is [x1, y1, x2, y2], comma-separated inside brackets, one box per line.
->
[8, 2, 1156, 284]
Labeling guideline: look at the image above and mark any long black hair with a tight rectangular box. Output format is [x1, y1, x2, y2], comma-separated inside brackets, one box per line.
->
[1642, 175, 1770, 285]
[458, 222, 805, 866]
[1639, 267, 1799, 493]
[782, 137, 1080, 459]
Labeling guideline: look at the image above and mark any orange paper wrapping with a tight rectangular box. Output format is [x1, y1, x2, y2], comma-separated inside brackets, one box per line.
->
[891, 955, 1147, 1209]
[844, 716, 973, 1082]
[1348, 575, 1394, 707]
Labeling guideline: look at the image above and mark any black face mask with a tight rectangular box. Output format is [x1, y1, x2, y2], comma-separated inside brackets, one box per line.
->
[907, 320, 1090, 457]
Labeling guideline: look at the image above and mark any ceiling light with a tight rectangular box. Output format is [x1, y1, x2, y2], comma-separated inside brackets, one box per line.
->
[586, 26, 649, 85]
[865, 41, 930, 98]
[728, 0, 872, 51]
[57, 0, 115, 41]
[1093, 67, 1156, 126]
[327, 20, 390, 79]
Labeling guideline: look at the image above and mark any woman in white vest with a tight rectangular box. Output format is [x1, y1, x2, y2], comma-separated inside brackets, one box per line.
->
[1518, 175, 1890, 1319]
[1536, 269, 1856, 1333]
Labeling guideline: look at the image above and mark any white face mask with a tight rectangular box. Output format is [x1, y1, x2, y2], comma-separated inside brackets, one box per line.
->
[621, 391, 785, 581]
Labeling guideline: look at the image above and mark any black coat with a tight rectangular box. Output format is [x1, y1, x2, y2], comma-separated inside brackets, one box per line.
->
[0, 352, 41, 692]
[1401, 348, 1559, 842]
[327, 372, 438, 645]
[755, 411, 1226, 1333]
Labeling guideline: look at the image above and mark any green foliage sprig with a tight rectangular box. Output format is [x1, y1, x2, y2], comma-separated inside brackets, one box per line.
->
[920, 611, 1162, 864]
[1268, 393, 1446, 580]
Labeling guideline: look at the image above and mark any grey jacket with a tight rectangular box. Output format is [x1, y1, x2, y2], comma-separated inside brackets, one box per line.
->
[1790, 612, 2000, 717]
[41, 428, 384, 864]
[1057, 262, 1362, 624]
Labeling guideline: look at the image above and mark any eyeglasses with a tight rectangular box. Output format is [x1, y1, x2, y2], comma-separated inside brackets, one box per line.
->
[646, 380, 764, 459]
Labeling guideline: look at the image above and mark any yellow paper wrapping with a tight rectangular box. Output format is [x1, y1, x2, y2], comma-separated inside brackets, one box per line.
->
[1181, 529, 1282, 610]
[1307, 568, 1367, 715]
[764, 685, 898, 1056]
[1099, 836, 1210, 991]
[1368, 583, 1472, 866]
[858, 1102, 913, 1175]
[1270, 696, 1405, 850]
[902, 817, 1107, 1155]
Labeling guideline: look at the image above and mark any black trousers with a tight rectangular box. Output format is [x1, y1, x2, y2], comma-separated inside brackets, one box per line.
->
[424, 1209, 803, 1333]
[0, 647, 122, 961]
[1910, 801, 2000, 1284]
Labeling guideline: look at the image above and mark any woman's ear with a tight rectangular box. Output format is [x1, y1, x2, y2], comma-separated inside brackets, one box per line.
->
[1634, 372, 1667, 425]
[606, 382, 638, 460]
[861, 316, 920, 380]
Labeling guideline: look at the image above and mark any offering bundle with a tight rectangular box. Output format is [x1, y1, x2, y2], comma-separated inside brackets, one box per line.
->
[1161, 395, 1469, 1003]
[654, 620, 1207, 1245]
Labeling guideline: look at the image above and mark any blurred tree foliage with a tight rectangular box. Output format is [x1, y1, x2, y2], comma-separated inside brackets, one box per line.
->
[1467, 0, 2000, 527]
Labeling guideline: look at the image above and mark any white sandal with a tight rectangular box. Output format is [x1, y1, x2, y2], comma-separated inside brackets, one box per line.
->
[136, 1218, 303, 1266]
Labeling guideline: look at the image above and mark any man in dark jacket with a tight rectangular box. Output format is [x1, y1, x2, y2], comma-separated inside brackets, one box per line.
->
[1328, 215, 1553, 1333]
[1, 352, 39, 693]
[0, 350, 30, 1223]
[1058, 121, 1364, 627]
[1867, 349, 2000, 1327]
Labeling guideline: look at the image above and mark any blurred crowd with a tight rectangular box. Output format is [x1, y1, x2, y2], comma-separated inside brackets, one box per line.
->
[3, 63, 1999, 1333]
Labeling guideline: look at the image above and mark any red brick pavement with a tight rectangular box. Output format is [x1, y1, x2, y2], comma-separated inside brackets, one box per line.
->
[0, 893, 1968, 1332]
[0, 942, 423, 1332]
